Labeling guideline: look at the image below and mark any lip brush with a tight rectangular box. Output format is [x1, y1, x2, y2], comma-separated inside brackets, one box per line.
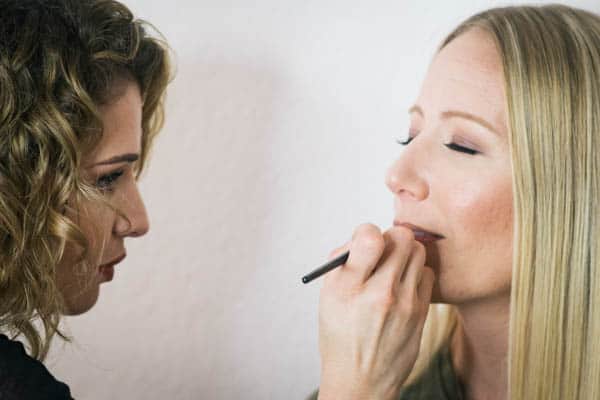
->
[301, 251, 350, 284]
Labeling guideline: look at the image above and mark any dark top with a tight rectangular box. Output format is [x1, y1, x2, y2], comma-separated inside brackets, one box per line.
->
[0, 334, 73, 400]
[307, 343, 465, 400]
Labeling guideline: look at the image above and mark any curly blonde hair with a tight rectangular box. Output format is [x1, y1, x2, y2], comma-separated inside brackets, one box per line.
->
[0, 0, 173, 360]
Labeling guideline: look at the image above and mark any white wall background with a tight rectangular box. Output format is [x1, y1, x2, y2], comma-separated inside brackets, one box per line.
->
[45, 1, 600, 398]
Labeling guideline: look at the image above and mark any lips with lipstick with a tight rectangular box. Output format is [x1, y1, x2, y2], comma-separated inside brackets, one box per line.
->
[100, 253, 126, 269]
[394, 221, 445, 244]
[98, 253, 126, 282]
[301, 221, 445, 284]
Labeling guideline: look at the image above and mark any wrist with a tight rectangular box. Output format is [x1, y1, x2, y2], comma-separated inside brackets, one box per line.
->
[318, 372, 399, 400]
[317, 377, 375, 400]
[318, 389, 391, 400]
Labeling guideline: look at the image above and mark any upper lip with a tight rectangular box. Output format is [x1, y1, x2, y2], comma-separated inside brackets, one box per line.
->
[100, 253, 126, 267]
[393, 221, 445, 239]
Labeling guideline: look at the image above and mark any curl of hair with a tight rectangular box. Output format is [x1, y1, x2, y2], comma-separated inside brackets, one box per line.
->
[0, 0, 173, 360]
[402, 5, 600, 399]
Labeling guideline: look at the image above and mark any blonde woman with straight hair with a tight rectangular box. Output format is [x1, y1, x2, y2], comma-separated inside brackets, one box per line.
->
[309, 4, 600, 400]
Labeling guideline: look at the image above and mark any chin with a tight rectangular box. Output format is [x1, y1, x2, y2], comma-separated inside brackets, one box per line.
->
[62, 285, 100, 316]
[428, 277, 464, 305]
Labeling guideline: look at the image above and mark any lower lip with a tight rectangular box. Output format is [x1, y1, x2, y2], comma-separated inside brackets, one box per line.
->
[99, 265, 114, 282]
[414, 233, 443, 244]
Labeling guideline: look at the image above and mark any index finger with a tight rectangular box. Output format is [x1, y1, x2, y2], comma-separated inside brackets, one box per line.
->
[342, 223, 385, 286]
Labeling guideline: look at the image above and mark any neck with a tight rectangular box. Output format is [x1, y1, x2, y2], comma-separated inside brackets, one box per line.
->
[450, 295, 510, 400]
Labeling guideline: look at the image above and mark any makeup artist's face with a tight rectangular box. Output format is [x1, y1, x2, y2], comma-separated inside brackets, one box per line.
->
[56, 80, 150, 315]
[386, 28, 513, 305]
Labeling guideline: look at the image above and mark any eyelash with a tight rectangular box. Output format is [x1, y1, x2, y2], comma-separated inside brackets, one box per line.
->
[396, 136, 479, 155]
[96, 170, 124, 191]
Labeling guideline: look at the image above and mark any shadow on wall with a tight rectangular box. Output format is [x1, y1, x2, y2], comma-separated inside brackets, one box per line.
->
[49, 57, 287, 400]
[126, 56, 288, 397]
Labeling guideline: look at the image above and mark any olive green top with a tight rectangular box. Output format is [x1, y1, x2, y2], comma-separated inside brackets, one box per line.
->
[306, 343, 465, 400]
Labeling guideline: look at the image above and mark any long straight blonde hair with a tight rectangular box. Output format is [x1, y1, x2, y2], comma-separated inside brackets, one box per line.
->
[405, 5, 600, 399]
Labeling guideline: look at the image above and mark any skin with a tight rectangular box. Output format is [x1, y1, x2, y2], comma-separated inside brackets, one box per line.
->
[55, 81, 150, 316]
[390, 27, 513, 400]
[319, 28, 512, 400]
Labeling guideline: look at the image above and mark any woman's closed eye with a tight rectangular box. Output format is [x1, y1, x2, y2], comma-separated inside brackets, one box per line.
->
[396, 136, 479, 155]
[96, 170, 124, 191]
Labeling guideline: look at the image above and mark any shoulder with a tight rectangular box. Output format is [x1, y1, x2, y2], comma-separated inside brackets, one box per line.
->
[397, 344, 465, 400]
[0, 334, 73, 400]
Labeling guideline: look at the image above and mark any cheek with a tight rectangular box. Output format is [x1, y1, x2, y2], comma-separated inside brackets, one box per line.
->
[444, 175, 513, 286]
[429, 175, 513, 302]
[56, 259, 100, 315]
[58, 201, 114, 280]
[451, 179, 513, 242]
[77, 202, 115, 252]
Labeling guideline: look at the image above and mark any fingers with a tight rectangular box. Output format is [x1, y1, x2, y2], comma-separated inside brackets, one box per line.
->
[324, 224, 434, 300]
[322, 242, 351, 284]
[368, 227, 418, 290]
[416, 266, 435, 304]
[346, 224, 385, 284]
[366, 227, 435, 317]
[400, 240, 426, 291]
[326, 223, 385, 288]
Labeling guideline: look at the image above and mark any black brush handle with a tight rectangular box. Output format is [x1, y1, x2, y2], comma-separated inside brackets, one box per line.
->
[302, 251, 350, 284]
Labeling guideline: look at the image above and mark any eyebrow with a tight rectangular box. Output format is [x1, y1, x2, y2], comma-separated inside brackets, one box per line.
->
[92, 153, 140, 166]
[408, 105, 501, 137]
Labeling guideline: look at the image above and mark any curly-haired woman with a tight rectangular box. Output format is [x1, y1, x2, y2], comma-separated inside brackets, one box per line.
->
[0, 0, 171, 397]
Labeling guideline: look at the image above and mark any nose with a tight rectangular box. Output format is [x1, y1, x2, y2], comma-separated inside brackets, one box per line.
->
[385, 141, 429, 201]
[114, 180, 150, 238]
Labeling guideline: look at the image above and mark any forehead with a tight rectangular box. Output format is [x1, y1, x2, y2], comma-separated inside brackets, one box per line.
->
[88, 81, 143, 163]
[417, 29, 507, 133]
